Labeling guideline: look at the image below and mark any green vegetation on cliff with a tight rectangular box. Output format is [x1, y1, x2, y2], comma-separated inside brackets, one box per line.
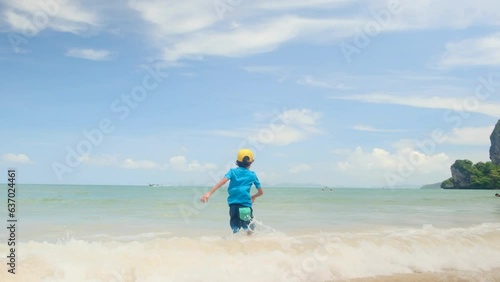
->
[441, 120, 500, 189]
[441, 160, 500, 189]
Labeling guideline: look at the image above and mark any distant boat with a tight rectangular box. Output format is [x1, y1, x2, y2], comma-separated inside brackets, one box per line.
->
[148, 183, 160, 187]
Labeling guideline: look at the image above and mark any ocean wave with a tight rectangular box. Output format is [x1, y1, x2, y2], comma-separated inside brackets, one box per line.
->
[1, 223, 499, 282]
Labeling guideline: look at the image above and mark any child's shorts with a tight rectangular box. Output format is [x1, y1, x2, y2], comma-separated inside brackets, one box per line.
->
[229, 204, 254, 233]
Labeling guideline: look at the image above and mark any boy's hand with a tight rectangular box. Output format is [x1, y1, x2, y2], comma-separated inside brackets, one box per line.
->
[200, 194, 210, 203]
[251, 188, 264, 203]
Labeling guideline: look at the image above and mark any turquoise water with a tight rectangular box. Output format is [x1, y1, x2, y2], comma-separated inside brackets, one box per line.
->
[1, 184, 500, 281]
[9, 184, 500, 240]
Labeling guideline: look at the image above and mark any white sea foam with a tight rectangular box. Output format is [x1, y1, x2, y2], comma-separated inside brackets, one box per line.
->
[10, 185, 500, 281]
[1, 223, 499, 282]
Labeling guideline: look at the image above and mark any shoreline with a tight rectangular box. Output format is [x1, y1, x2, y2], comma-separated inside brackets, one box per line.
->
[441, 187, 500, 190]
[343, 269, 500, 282]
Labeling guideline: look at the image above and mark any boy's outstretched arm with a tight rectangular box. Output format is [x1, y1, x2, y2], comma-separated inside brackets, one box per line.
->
[200, 178, 228, 203]
[251, 188, 264, 203]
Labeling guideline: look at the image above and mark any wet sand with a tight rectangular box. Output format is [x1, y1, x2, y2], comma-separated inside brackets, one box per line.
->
[344, 269, 500, 282]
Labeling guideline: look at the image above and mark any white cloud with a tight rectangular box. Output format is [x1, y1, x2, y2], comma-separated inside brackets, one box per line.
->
[334, 93, 500, 117]
[289, 164, 312, 174]
[336, 146, 451, 186]
[160, 16, 284, 61]
[153, 15, 360, 62]
[297, 75, 348, 90]
[272, 109, 323, 145]
[169, 156, 187, 170]
[4, 10, 32, 32]
[80, 154, 160, 169]
[127, 0, 500, 63]
[214, 127, 310, 146]
[279, 108, 321, 126]
[369, 0, 500, 31]
[297, 75, 329, 88]
[65, 48, 112, 61]
[79, 154, 216, 171]
[129, 0, 217, 35]
[122, 158, 160, 169]
[168, 155, 217, 172]
[214, 108, 322, 146]
[353, 125, 405, 133]
[1, 153, 33, 164]
[437, 33, 500, 69]
[442, 126, 494, 145]
[251, 126, 308, 146]
[253, 0, 351, 11]
[1, 0, 99, 35]
[4, 0, 500, 65]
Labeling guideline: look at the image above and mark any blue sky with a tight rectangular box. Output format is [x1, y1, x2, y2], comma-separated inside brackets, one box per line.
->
[1, 0, 499, 187]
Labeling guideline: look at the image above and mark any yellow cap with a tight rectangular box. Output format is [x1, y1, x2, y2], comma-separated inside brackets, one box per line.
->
[237, 149, 254, 162]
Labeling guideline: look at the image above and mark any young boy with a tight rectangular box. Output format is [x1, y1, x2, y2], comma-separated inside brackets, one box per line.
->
[200, 149, 264, 233]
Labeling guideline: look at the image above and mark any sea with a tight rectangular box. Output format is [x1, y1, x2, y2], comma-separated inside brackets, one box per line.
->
[1, 184, 500, 282]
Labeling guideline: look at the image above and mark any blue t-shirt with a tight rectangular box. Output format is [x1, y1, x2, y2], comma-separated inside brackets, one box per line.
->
[225, 167, 261, 207]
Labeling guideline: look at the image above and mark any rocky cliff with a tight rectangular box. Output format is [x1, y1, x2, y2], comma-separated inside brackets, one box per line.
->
[490, 120, 500, 165]
[441, 120, 500, 189]
[449, 161, 473, 188]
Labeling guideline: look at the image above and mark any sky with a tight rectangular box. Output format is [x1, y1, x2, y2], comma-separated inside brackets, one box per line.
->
[1, 0, 500, 187]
